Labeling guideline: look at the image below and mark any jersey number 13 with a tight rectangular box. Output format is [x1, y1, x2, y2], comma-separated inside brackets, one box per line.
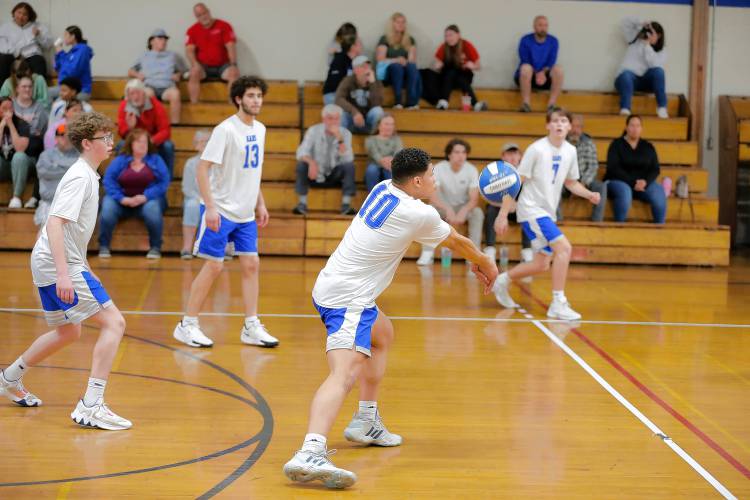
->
[243, 144, 259, 169]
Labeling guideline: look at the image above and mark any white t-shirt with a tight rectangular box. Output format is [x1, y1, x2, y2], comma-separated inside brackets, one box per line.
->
[31, 158, 100, 286]
[200, 115, 266, 223]
[516, 137, 579, 222]
[313, 180, 452, 308]
[433, 160, 480, 207]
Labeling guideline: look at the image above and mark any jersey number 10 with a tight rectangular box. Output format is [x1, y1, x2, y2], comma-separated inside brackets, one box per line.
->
[243, 144, 259, 169]
[358, 183, 399, 229]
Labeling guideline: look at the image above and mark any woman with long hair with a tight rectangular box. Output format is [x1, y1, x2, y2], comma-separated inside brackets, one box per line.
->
[375, 13, 421, 109]
[605, 115, 666, 223]
[99, 129, 170, 259]
[430, 25, 486, 111]
[615, 17, 668, 118]
[52, 25, 94, 100]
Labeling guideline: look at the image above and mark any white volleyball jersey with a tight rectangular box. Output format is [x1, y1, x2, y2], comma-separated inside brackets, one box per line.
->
[313, 180, 451, 308]
[31, 158, 100, 286]
[516, 137, 579, 222]
[201, 115, 266, 223]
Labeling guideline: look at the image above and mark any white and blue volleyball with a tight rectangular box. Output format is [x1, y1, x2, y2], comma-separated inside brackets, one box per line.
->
[478, 160, 521, 204]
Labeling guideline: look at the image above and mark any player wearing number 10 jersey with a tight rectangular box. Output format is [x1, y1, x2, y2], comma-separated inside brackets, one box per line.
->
[173, 76, 279, 349]
[283, 148, 499, 489]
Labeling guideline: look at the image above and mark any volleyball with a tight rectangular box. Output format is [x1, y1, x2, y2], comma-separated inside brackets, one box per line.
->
[478, 160, 521, 204]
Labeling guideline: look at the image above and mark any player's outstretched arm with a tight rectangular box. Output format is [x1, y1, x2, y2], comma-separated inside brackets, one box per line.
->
[564, 179, 600, 205]
[440, 227, 499, 293]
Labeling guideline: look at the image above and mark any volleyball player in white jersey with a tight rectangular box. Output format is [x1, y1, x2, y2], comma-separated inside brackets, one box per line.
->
[173, 76, 278, 348]
[492, 107, 601, 320]
[283, 148, 499, 489]
[0, 112, 132, 430]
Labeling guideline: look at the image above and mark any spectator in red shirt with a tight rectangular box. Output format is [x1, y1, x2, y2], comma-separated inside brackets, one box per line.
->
[428, 25, 486, 112]
[185, 2, 240, 103]
[117, 79, 174, 178]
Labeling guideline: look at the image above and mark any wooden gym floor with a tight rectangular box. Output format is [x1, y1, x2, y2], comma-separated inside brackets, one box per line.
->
[0, 252, 748, 499]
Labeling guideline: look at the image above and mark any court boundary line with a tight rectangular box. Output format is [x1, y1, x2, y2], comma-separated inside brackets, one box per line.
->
[1, 307, 749, 329]
[525, 316, 736, 499]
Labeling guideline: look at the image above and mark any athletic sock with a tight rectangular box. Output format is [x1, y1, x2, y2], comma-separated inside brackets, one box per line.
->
[82, 377, 107, 407]
[182, 315, 199, 326]
[552, 290, 567, 303]
[3, 356, 27, 382]
[358, 400, 377, 420]
[342, 195, 353, 205]
[492, 272, 510, 292]
[244, 316, 259, 327]
[302, 433, 327, 453]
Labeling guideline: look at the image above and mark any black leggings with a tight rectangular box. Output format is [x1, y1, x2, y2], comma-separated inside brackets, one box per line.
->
[484, 204, 531, 249]
[439, 66, 478, 105]
[0, 54, 48, 83]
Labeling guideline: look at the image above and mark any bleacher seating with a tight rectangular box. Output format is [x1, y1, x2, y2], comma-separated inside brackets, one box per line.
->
[0, 77, 730, 266]
[718, 96, 750, 245]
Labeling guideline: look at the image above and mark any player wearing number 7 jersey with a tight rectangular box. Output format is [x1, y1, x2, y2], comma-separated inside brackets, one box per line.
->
[173, 76, 279, 349]
[492, 107, 601, 320]
[283, 148, 499, 489]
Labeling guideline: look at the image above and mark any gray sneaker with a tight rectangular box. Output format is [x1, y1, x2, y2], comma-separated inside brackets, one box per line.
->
[344, 412, 402, 447]
[98, 247, 111, 258]
[146, 248, 161, 259]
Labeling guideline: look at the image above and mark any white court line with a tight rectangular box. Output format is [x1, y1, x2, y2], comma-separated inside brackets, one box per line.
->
[528, 318, 736, 499]
[1, 307, 749, 329]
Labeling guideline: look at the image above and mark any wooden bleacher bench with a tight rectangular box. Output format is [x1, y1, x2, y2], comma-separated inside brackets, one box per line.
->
[302, 81, 682, 116]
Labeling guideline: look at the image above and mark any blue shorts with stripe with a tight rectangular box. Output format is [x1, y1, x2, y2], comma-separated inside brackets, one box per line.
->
[520, 216, 564, 255]
[313, 300, 379, 357]
[193, 204, 258, 261]
[37, 271, 113, 326]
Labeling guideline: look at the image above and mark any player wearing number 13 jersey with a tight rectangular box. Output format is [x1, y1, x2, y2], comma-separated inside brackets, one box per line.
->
[173, 76, 279, 349]
[283, 148, 499, 489]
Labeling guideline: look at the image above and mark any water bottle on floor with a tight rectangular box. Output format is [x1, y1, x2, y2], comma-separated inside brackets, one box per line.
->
[440, 247, 452, 268]
[499, 245, 509, 271]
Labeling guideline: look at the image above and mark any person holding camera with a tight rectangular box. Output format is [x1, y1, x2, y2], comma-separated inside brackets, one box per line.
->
[614, 17, 667, 118]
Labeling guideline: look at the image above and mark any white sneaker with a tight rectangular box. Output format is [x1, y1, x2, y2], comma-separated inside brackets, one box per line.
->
[393, 104, 403, 109]
[8, 197, 21, 208]
[283, 448, 357, 489]
[406, 104, 420, 110]
[547, 300, 582, 321]
[0, 370, 42, 407]
[416, 249, 434, 266]
[619, 108, 631, 116]
[98, 247, 111, 258]
[483, 246, 497, 261]
[436, 99, 449, 110]
[23, 196, 38, 208]
[173, 321, 214, 348]
[344, 412, 402, 447]
[493, 276, 519, 309]
[71, 399, 132, 430]
[656, 107, 669, 119]
[241, 319, 279, 347]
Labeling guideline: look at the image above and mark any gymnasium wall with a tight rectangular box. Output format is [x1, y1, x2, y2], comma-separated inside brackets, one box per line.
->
[2, 0, 749, 196]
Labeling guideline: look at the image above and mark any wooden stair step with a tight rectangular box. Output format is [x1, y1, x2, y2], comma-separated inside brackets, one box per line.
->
[303, 82, 681, 116]
[729, 97, 750, 119]
[739, 119, 750, 143]
[302, 106, 688, 141]
[91, 78, 299, 103]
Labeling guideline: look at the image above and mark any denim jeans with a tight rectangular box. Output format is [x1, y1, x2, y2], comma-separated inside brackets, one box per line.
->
[614, 67, 667, 110]
[98, 194, 166, 249]
[607, 179, 666, 223]
[341, 106, 384, 134]
[364, 162, 392, 193]
[295, 161, 356, 198]
[323, 92, 336, 105]
[385, 62, 421, 107]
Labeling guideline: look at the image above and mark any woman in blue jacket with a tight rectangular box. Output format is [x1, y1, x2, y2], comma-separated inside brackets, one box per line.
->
[99, 129, 170, 259]
[51, 25, 93, 100]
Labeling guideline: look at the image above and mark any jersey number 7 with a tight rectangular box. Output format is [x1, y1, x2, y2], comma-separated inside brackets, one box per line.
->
[358, 183, 399, 229]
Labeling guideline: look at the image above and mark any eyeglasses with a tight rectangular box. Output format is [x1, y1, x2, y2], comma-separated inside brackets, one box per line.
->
[90, 134, 114, 144]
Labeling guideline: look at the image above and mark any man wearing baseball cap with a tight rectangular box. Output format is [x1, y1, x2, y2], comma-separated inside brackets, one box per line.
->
[334, 55, 384, 133]
[128, 29, 188, 125]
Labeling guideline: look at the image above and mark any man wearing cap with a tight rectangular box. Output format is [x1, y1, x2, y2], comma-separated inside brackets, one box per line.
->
[129, 29, 188, 124]
[185, 2, 240, 104]
[117, 79, 174, 177]
[33, 122, 79, 229]
[334, 55, 384, 134]
[484, 143, 533, 263]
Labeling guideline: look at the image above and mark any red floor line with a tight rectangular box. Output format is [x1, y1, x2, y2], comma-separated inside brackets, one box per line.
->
[517, 285, 750, 480]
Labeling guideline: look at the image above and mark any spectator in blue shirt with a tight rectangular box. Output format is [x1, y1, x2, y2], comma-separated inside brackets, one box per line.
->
[514, 15, 563, 113]
[50, 25, 93, 101]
